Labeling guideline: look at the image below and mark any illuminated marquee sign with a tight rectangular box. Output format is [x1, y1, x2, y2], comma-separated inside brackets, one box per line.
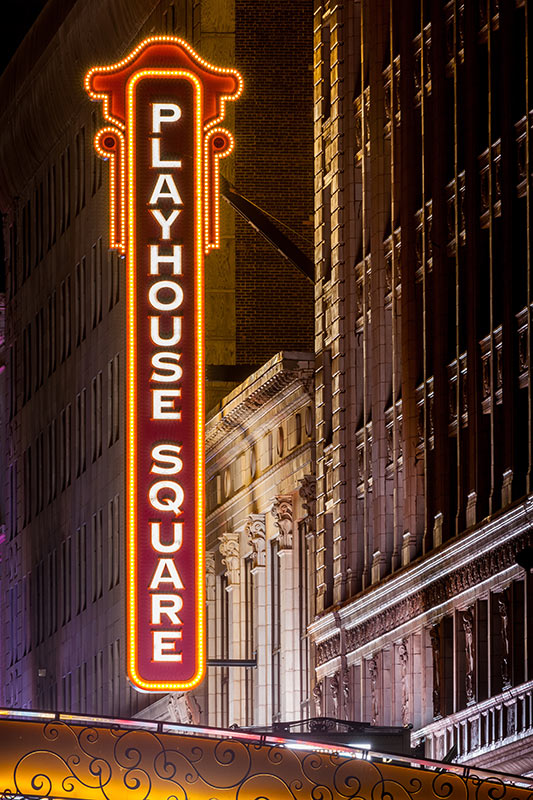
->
[85, 38, 242, 692]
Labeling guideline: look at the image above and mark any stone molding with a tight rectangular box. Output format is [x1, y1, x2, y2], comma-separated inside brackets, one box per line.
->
[316, 530, 530, 666]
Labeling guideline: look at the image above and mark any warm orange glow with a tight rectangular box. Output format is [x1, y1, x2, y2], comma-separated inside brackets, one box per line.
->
[204, 128, 235, 252]
[86, 37, 242, 694]
[94, 127, 126, 252]
[126, 68, 205, 693]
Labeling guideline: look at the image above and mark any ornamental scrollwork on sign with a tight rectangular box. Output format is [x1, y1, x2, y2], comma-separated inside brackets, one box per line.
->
[0, 717, 531, 800]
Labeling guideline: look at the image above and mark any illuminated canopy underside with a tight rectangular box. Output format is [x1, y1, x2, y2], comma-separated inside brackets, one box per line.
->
[0, 714, 531, 800]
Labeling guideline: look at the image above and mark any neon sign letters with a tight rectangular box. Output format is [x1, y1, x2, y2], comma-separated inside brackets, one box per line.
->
[86, 38, 242, 692]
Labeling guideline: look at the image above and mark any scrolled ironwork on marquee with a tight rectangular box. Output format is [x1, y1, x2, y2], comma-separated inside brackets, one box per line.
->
[0, 716, 532, 800]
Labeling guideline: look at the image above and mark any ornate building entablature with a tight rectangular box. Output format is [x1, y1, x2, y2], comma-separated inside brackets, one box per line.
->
[205, 351, 314, 528]
[310, 498, 533, 674]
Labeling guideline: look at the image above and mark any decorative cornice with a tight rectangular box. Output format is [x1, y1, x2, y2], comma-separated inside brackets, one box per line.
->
[245, 514, 266, 570]
[316, 530, 530, 665]
[271, 495, 293, 550]
[205, 352, 313, 452]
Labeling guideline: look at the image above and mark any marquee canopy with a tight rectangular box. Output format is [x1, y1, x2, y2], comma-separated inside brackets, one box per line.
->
[0, 710, 532, 800]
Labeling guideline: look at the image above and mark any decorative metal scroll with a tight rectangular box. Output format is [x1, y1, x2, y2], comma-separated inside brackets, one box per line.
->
[0, 716, 532, 800]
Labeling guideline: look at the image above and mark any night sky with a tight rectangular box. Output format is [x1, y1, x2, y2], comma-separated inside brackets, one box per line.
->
[0, 0, 50, 75]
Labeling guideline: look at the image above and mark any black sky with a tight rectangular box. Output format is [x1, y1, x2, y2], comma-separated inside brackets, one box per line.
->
[0, 0, 50, 75]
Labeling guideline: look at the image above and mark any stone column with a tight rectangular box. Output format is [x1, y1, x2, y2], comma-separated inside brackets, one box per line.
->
[271, 495, 299, 718]
[205, 551, 216, 725]
[219, 530, 241, 724]
[245, 514, 267, 724]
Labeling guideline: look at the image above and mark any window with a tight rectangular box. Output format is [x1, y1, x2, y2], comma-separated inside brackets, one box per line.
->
[75, 258, 87, 344]
[48, 419, 57, 502]
[22, 324, 32, 403]
[60, 147, 70, 233]
[35, 432, 44, 515]
[60, 276, 71, 361]
[35, 309, 44, 390]
[23, 447, 32, 526]
[48, 291, 57, 375]
[48, 164, 56, 248]
[61, 537, 72, 625]
[75, 524, 87, 614]
[92, 509, 103, 601]
[76, 389, 87, 475]
[90, 239, 103, 328]
[94, 650, 103, 715]
[107, 355, 120, 446]
[107, 495, 120, 589]
[75, 127, 86, 214]
[91, 372, 103, 461]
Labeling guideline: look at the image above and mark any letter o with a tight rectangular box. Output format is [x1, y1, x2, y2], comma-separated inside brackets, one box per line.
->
[149, 280, 184, 311]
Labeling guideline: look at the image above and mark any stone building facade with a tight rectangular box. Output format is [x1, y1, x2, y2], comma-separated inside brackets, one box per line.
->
[311, 0, 533, 775]
[139, 351, 315, 726]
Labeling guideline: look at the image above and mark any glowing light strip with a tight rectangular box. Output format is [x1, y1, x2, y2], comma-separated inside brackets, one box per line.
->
[203, 128, 235, 252]
[94, 127, 126, 252]
[126, 68, 205, 693]
[85, 36, 243, 133]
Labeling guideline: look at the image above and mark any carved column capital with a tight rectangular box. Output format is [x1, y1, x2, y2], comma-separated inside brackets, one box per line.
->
[219, 530, 240, 587]
[271, 495, 293, 550]
[245, 514, 266, 570]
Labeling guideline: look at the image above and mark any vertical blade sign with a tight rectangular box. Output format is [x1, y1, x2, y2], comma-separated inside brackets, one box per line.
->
[85, 38, 242, 692]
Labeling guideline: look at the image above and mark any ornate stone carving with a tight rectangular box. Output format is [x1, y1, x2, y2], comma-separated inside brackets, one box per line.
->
[343, 531, 531, 655]
[299, 475, 316, 535]
[430, 624, 441, 718]
[271, 495, 293, 550]
[316, 634, 341, 666]
[312, 680, 323, 717]
[167, 692, 181, 723]
[244, 514, 266, 570]
[342, 667, 351, 718]
[497, 592, 511, 689]
[398, 638, 409, 726]
[219, 531, 240, 587]
[462, 608, 475, 704]
[185, 694, 201, 725]
[330, 672, 340, 718]
[368, 657, 379, 725]
[205, 551, 216, 602]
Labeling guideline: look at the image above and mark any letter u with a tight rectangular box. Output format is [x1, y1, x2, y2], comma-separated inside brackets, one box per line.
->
[150, 315, 182, 346]
[150, 521, 183, 553]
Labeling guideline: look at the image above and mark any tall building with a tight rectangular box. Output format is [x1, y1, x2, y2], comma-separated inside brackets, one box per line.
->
[310, 0, 533, 775]
[0, 0, 313, 716]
